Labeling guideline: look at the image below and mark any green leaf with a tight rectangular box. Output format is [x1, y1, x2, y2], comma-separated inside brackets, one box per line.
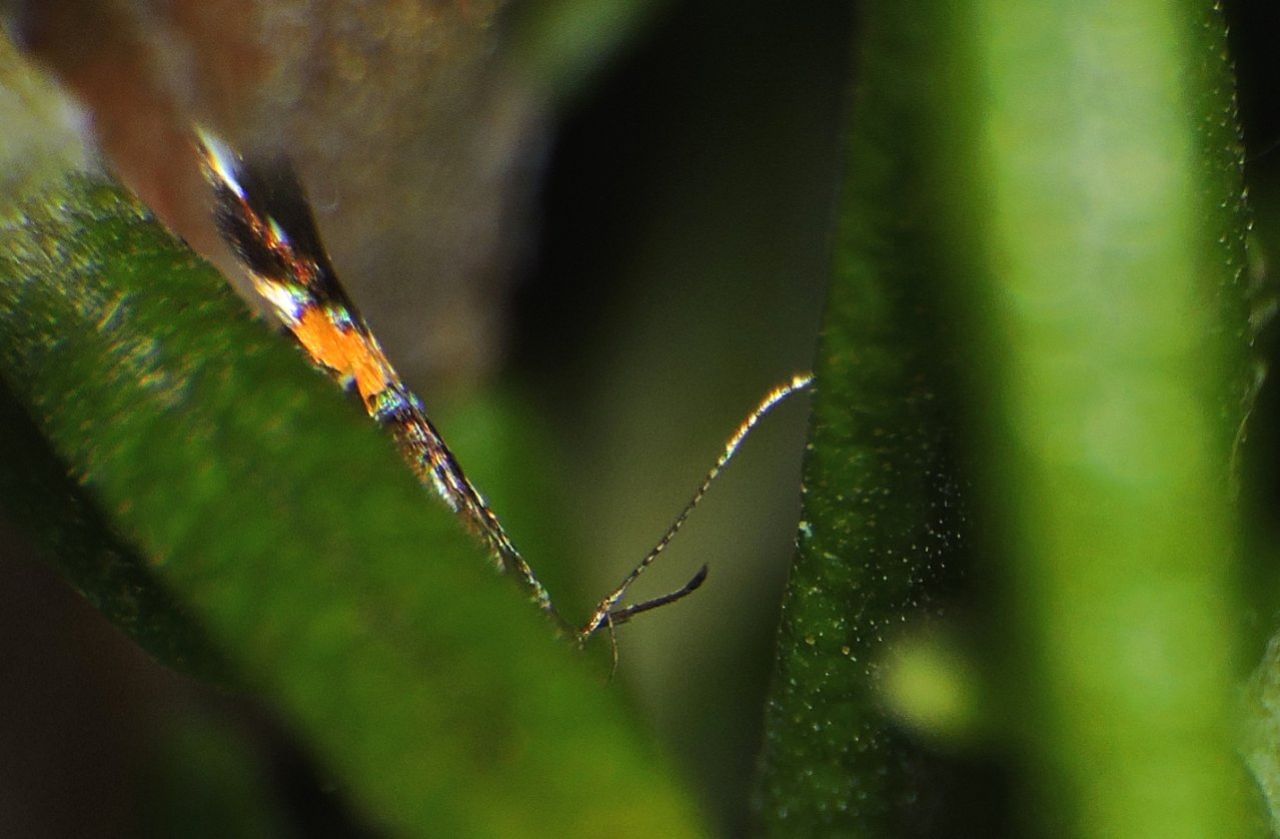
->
[0, 38, 701, 837]
[754, 5, 980, 833]
[758, 2, 1255, 835]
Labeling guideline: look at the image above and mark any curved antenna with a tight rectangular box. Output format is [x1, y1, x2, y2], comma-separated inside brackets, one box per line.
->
[579, 373, 814, 640]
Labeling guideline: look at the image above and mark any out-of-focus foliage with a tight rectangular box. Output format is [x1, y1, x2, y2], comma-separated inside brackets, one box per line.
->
[757, 2, 1258, 836]
[963, 5, 1253, 836]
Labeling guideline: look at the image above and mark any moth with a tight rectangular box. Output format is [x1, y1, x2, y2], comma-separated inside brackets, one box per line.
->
[194, 127, 811, 645]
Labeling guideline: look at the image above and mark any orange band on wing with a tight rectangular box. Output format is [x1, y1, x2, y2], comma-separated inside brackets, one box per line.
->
[293, 307, 393, 402]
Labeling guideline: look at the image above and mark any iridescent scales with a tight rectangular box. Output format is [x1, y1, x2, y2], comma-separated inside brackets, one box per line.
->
[193, 128, 555, 620]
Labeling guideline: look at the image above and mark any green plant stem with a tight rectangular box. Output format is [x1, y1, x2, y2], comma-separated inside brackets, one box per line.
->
[965, 3, 1253, 834]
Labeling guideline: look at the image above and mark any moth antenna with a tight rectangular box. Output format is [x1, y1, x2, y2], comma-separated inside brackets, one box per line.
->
[602, 567, 708, 678]
[608, 564, 710, 629]
[579, 374, 814, 640]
